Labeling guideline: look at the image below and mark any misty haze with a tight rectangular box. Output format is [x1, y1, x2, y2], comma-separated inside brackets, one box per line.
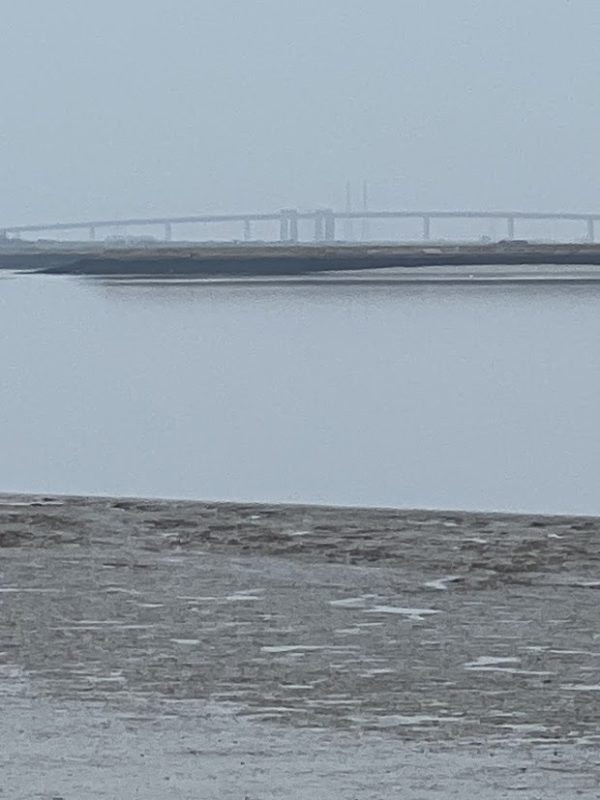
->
[3, 2, 600, 799]
[2, 0, 600, 224]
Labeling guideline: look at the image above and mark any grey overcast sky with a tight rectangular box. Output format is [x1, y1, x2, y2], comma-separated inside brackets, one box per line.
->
[1, 0, 599, 225]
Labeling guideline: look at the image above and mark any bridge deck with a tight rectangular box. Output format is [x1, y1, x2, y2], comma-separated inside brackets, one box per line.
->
[2, 208, 599, 244]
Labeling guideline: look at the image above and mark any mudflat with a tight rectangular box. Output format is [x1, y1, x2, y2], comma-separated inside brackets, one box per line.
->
[2, 494, 600, 798]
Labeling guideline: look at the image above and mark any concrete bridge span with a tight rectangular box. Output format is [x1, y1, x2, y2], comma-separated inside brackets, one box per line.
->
[2, 208, 599, 244]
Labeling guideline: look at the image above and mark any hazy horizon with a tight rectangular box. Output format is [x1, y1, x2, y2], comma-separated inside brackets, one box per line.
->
[2, 0, 600, 227]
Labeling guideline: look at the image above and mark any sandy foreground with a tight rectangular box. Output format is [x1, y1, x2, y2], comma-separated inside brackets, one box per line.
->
[1, 494, 600, 798]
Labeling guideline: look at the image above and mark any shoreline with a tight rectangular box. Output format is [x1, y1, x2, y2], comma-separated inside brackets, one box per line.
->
[2, 491, 599, 522]
[6, 241, 600, 276]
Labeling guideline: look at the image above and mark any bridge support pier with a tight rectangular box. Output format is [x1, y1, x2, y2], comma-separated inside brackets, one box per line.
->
[310, 209, 336, 242]
[279, 211, 289, 242]
[243, 219, 251, 242]
[422, 216, 431, 241]
[323, 209, 335, 242]
[89, 226, 96, 242]
[164, 222, 172, 242]
[279, 209, 299, 243]
[314, 211, 324, 242]
[507, 216, 515, 240]
[314, 210, 336, 242]
[587, 218, 595, 243]
[289, 210, 299, 242]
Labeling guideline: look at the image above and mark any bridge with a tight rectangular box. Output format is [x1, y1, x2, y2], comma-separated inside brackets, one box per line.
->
[2, 208, 599, 244]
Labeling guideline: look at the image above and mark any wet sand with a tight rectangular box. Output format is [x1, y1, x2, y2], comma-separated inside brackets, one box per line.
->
[2, 495, 600, 797]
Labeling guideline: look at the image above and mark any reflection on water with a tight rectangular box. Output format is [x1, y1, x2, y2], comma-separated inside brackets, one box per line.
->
[1, 271, 599, 514]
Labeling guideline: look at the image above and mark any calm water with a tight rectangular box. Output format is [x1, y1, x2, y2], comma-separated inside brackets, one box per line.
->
[2, 271, 599, 514]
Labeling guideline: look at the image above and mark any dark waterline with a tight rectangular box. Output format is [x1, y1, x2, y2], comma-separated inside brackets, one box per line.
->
[1, 270, 599, 515]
